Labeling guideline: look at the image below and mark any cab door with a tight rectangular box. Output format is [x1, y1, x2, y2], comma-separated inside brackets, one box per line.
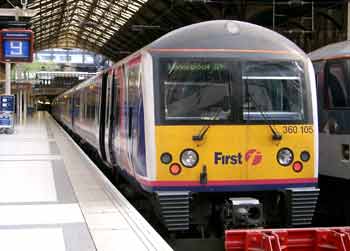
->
[125, 57, 142, 177]
[116, 66, 133, 174]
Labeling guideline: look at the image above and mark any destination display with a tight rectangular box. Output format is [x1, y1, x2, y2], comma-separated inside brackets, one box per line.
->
[168, 62, 225, 72]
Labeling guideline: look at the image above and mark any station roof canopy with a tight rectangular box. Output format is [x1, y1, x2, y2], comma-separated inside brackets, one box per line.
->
[1, 0, 154, 60]
[0, 0, 347, 61]
[28, 0, 149, 59]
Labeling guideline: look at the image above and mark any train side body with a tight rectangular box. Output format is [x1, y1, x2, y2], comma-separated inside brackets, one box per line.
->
[72, 75, 101, 148]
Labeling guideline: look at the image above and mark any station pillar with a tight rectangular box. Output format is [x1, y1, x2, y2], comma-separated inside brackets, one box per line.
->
[19, 90, 23, 124]
[16, 91, 19, 116]
[348, 2, 350, 40]
[23, 90, 27, 122]
[0, 65, 4, 93]
[5, 63, 11, 95]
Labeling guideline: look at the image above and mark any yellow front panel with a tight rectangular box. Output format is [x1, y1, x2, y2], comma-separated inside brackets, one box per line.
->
[156, 124, 315, 182]
[246, 125, 314, 180]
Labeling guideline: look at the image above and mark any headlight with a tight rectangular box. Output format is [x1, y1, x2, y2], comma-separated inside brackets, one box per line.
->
[180, 149, 199, 168]
[277, 148, 293, 166]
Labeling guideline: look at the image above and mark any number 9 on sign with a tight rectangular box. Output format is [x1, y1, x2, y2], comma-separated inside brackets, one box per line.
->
[4, 40, 29, 58]
[9, 41, 22, 55]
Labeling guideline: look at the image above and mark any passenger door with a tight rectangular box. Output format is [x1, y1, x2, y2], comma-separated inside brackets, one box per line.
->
[104, 70, 114, 164]
[98, 73, 108, 162]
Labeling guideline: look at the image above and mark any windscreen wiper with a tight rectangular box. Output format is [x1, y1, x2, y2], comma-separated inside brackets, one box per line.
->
[192, 107, 222, 141]
[247, 93, 282, 141]
[192, 125, 210, 141]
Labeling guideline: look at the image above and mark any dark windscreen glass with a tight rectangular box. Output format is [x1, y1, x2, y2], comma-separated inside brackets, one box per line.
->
[243, 61, 307, 121]
[162, 61, 231, 121]
[325, 59, 350, 108]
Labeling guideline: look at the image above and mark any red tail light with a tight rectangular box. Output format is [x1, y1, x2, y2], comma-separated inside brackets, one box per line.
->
[169, 163, 182, 175]
[292, 161, 303, 172]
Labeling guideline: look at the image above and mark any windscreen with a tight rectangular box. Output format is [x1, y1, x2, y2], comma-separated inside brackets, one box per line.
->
[159, 59, 310, 124]
[324, 59, 350, 108]
[162, 61, 231, 121]
[243, 61, 307, 121]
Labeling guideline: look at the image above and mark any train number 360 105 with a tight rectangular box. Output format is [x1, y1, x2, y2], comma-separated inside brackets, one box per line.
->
[282, 126, 313, 134]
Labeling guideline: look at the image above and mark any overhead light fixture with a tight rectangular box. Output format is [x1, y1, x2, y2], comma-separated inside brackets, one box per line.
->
[80, 21, 96, 28]
[115, 51, 131, 54]
[183, 0, 212, 2]
[131, 25, 161, 31]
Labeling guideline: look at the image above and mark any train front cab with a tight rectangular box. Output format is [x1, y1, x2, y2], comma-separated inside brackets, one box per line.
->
[312, 55, 350, 225]
[147, 50, 320, 232]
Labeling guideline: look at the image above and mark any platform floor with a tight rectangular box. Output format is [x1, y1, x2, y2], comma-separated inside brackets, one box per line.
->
[0, 112, 172, 251]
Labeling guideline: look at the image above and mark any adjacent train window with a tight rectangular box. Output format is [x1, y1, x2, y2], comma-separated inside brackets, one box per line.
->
[242, 61, 308, 122]
[325, 60, 350, 108]
[161, 61, 232, 121]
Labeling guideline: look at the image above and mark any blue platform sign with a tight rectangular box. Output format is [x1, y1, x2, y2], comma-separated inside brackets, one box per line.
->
[0, 29, 34, 62]
[0, 95, 15, 112]
[0, 95, 15, 133]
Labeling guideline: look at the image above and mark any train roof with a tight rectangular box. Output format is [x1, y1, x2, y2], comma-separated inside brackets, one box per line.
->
[148, 20, 306, 58]
[55, 20, 308, 101]
[308, 40, 350, 61]
[56, 72, 102, 98]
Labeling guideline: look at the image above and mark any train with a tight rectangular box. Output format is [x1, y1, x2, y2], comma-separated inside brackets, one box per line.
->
[309, 41, 350, 225]
[52, 20, 319, 236]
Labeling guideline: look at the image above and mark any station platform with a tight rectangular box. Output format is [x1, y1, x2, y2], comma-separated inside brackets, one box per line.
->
[0, 112, 172, 251]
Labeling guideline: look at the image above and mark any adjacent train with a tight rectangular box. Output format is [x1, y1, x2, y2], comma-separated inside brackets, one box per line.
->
[309, 41, 350, 225]
[52, 20, 319, 236]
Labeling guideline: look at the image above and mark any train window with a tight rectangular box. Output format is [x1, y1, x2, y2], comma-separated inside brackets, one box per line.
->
[325, 60, 350, 108]
[86, 84, 97, 122]
[161, 61, 232, 121]
[105, 73, 113, 126]
[242, 61, 307, 121]
[75, 93, 80, 120]
[127, 65, 140, 107]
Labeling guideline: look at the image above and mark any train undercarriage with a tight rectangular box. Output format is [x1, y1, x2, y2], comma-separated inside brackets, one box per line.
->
[154, 188, 319, 237]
